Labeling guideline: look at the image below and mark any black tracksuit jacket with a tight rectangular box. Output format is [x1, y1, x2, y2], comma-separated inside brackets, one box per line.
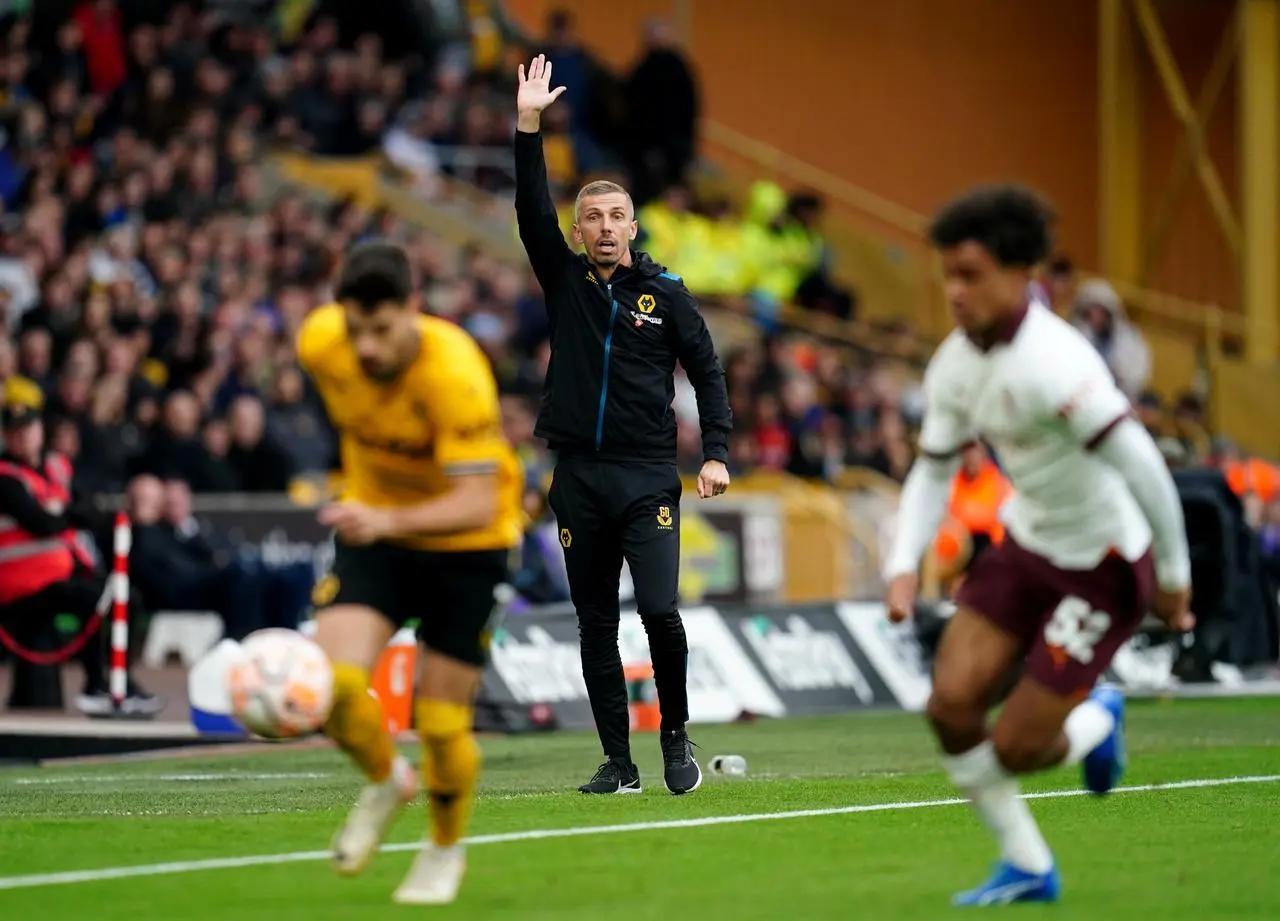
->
[513, 129, 732, 464]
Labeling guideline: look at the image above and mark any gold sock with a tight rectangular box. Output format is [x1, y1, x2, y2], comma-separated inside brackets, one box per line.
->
[324, 663, 396, 783]
[416, 699, 481, 847]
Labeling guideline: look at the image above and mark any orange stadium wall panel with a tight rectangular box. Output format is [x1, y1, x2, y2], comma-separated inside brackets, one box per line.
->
[507, 0, 1239, 311]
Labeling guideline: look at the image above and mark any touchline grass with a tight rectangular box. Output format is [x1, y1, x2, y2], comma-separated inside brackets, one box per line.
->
[1, 699, 1276, 920]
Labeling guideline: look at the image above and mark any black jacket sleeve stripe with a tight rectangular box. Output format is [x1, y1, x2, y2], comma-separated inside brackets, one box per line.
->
[669, 280, 733, 464]
[513, 130, 574, 302]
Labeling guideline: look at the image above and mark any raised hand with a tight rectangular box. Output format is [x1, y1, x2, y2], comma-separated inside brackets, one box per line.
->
[517, 54, 566, 127]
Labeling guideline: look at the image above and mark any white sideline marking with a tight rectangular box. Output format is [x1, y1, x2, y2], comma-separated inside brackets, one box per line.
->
[7, 772, 330, 786]
[0, 774, 1275, 892]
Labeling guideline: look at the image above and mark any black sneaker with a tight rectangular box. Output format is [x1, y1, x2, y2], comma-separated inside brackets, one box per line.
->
[661, 729, 702, 795]
[578, 757, 642, 794]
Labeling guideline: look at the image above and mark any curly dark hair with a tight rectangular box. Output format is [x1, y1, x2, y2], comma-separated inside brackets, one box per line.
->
[927, 184, 1056, 269]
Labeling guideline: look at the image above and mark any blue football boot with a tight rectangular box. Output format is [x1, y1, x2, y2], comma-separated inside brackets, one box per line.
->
[952, 860, 1062, 906]
[1082, 683, 1127, 795]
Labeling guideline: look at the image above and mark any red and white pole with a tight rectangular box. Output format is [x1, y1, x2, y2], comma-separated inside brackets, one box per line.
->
[109, 510, 131, 706]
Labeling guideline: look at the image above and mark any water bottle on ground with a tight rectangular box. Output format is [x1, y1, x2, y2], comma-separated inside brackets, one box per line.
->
[708, 754, 747, 777]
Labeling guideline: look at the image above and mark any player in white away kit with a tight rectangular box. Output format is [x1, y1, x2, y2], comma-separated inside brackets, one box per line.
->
[884, 186, 1194, 906]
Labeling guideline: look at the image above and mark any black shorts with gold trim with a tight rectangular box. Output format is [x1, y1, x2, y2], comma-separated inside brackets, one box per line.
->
[313, 540, 513, 666]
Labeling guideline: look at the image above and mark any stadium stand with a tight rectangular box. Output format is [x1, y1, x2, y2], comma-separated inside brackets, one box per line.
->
[0, 2, 1275, 722]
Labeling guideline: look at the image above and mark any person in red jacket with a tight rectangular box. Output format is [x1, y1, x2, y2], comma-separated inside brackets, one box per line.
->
[73, 0, 127, 98]
[0, 400, 162, 717]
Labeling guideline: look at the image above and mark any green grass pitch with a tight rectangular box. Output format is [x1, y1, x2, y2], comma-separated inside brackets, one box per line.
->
[1, 698, 1277, 919]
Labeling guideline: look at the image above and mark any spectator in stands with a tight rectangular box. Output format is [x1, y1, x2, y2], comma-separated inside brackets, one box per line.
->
[1255, 496, 1280, 580]
[635, 184, 692, 270]
[752, 392, 791, 471]
[127, 474, 311, 640]
[127, 473, 264, 638]
[265, 364, 335, 476]
[1072, 278, 1152, 399]
[75, 0, 127, 99]
[1155, 435, 1191, 469]
[623, 18, 698, 205]
[16, 327, 52, 392]
[382, 101, 443, 197]
[1134, 389, 1165, 440]
[787, 193, 857, 320]
[1214, 436, 1280, 513]
[76, 371, 136, 495]
[740, 184, 857, 322]
[780, 373, 826, 478]
[542, 9, 615, 174]
[1042, 253, 1077, 316]
[137, 389, 235, 491]
[939, 442, 1010, 569]
[162, 476, 313, 625]
[1172, 392, 1211, 463]
[224, 393, 295, 492]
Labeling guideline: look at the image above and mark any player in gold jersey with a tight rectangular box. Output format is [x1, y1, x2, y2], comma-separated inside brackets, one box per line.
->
[296, 241, 523, 905]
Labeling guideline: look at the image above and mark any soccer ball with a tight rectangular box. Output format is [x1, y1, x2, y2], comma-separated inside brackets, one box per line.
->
[227, 628, 335, 740]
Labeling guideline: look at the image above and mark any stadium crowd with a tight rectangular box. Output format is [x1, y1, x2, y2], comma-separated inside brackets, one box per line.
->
[0, 1, 1265, 631]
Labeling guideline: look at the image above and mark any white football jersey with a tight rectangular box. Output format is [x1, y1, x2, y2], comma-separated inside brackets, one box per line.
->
[919, 301, 1149, 569]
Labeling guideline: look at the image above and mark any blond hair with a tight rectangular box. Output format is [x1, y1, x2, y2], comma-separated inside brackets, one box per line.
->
[574, 180, 634, 221]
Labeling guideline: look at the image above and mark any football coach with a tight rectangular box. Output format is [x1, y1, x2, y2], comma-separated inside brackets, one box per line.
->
[513, 54, 733, 796]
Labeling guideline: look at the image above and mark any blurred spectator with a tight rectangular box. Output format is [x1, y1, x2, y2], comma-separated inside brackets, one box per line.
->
[623, 18, 698, 204]
[943, 443, 1010, 557]
[1171, 392, 1211, 462]
[752, 392, 790, 471]
[382, 101, 443, 197]
[136, 389, 235, 490]
[1256, 497, 1280, 580]
[1214, 436, 1280, 510]
[1072, 279, 1152, 399]
[75, 0, 127, 99]
[542, 9, 616, 175]
[127, 475, 311, 639]
[265, 364, 335, 476]
[76, 371, 138, 494]
[1134, 389, 1165, 440]
[224, 393, 295, 492]
[783, 193, 857, 321]
[1042, 253, 1077, 316]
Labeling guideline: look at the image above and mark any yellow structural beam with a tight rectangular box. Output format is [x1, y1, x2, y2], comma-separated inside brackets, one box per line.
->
[1098, 0, 1142, 284]
[1240, 0, 1280, 363]
[1142, 9, 1239, 281]
[1134, 0, 1242, 260]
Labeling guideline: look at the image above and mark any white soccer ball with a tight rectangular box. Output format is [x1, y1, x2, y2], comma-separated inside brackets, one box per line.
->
[227, 628, 335, 740]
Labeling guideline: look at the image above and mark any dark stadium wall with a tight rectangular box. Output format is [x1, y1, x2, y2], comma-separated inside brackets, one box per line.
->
[507, 0, 1237, 308]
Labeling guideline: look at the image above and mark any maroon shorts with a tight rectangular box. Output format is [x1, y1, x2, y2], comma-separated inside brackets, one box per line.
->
[954, 536, 1155, 698]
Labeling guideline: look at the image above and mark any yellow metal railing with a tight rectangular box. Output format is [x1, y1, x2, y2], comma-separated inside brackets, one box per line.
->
[701, 118, 1243, 382]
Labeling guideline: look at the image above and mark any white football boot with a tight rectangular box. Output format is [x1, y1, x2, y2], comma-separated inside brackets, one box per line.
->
[331, 755, 417, 876]
[392, 841, 467, 905]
